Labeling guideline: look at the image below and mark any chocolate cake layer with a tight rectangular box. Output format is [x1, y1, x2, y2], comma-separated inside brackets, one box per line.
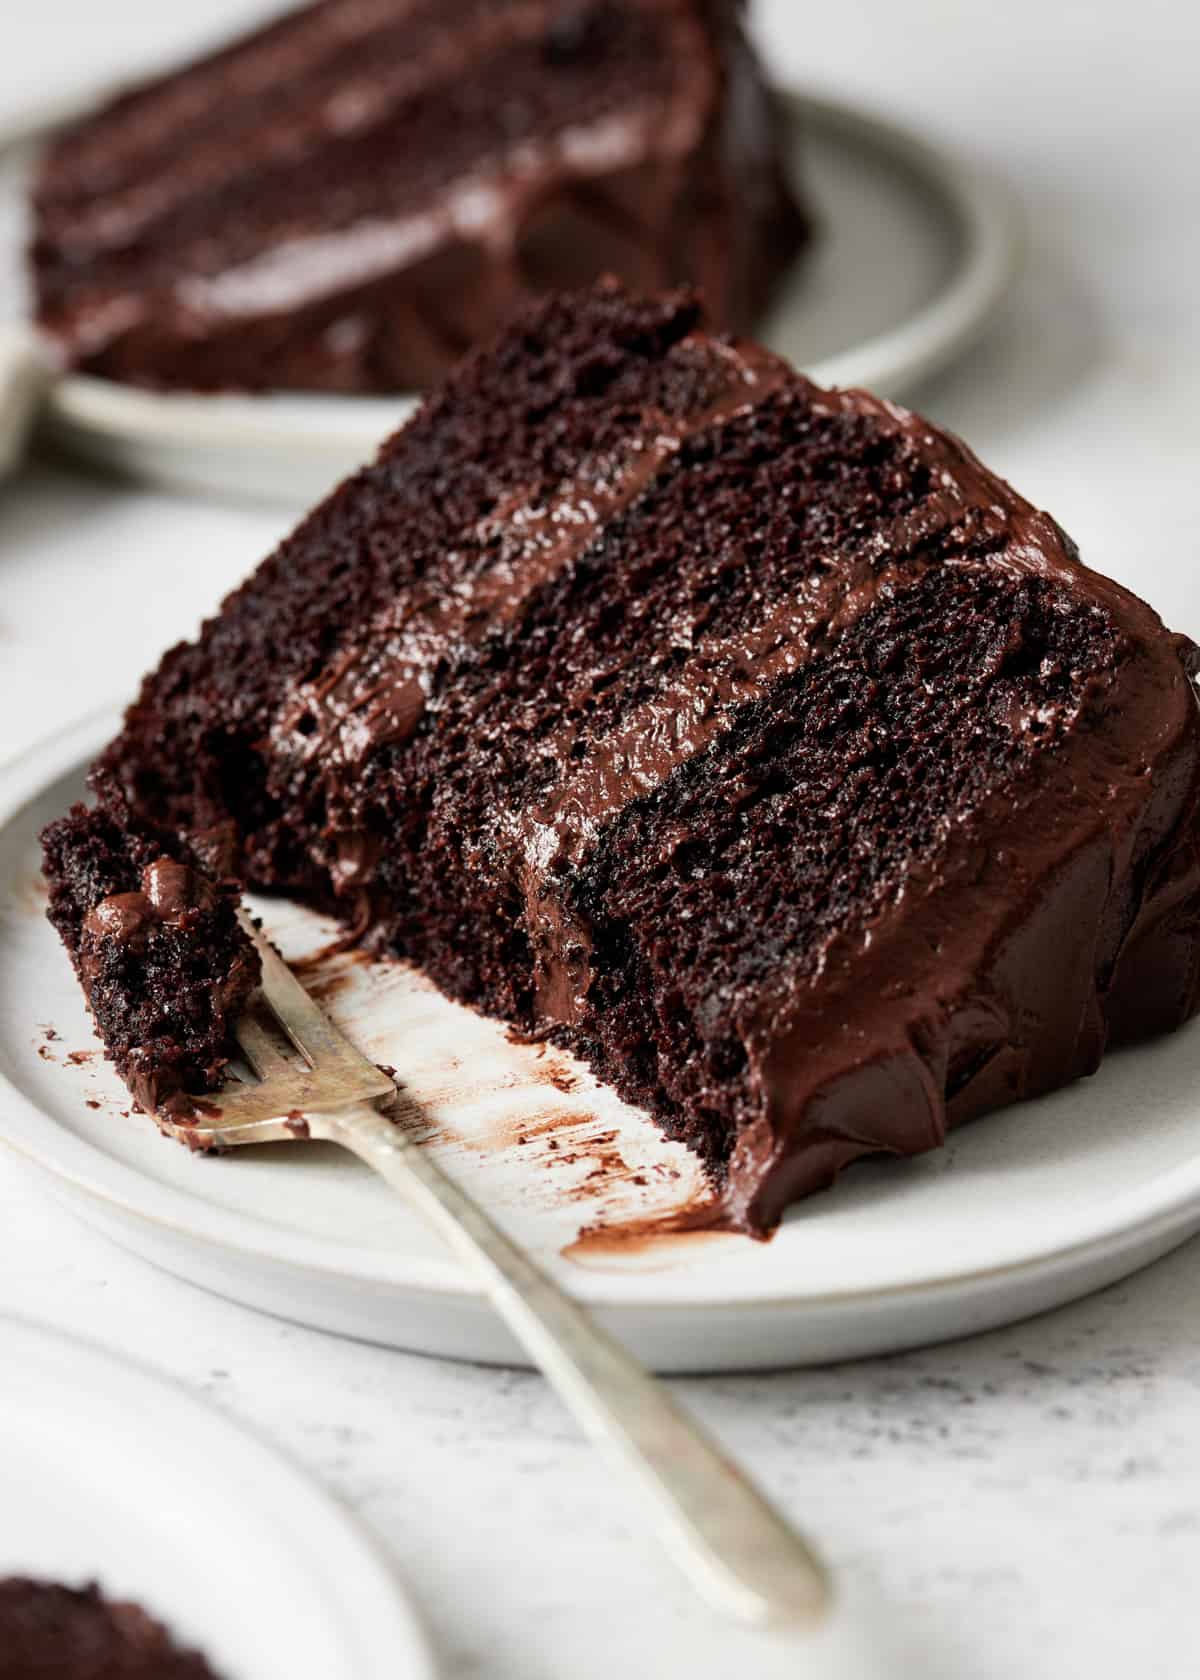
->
[45, 284, 1200, 1230]
[0, 1578, 221, 1678]
[31, 0, 805, 392]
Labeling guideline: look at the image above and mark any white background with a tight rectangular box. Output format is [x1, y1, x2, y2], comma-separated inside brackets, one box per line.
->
[2, 2, 1199, 1675]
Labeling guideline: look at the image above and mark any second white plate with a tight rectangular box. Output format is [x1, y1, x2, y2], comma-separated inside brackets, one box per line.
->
[3, 712, 1200, 1372]
[0, 90, 1018, 503]
[0, 1315, 436, 1680]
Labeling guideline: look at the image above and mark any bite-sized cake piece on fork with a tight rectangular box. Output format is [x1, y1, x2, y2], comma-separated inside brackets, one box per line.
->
[42, 802, 258, 1117]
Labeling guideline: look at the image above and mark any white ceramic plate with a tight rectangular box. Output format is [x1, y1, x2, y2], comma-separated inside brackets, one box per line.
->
[4, 711, 1200, 1373]
[0, 91, 1018, 503]
[0, 1314, 436, 1680]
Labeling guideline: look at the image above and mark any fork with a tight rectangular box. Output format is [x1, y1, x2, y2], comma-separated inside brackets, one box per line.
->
[158, 911, 830, 1629]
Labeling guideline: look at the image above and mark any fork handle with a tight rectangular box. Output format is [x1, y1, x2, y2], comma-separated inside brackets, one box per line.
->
[319, 1101, 830, 1629]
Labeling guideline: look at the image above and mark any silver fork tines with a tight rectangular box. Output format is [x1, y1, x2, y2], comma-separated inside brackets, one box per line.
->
[158, 912, 395, 1143]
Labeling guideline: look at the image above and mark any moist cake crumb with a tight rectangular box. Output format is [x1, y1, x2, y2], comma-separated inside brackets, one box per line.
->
[0, 1577, 222, 1678]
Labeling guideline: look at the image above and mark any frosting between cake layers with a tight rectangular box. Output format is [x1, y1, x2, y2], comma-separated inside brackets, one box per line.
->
[507, 388, 1028, 1025]
[43, 3, 563, 257]
[266, 335, 793, 890]
[175, 107, 678, 322]
[485, 368, 1200, 1225]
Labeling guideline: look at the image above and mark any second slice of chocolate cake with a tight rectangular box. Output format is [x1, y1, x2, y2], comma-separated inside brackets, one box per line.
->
[31, 0, 805, 392]
[44, 283, 1200, 1231]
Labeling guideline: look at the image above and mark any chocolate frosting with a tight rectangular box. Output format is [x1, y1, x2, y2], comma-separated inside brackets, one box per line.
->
[715, 468, 1200, 1227]
[82, 859, 217, 961]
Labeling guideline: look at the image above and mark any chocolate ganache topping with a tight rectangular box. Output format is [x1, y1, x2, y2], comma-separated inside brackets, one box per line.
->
[82, 859, 218, 953]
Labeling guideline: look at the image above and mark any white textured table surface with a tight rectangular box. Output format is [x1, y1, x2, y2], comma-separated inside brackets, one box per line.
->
[3, 3, 1200, 1675]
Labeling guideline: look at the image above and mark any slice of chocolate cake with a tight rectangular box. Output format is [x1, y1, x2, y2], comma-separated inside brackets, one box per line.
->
[0, 1578, 222, 1678]
[41, 804, 258, 1119]
[44, 284, 1200, 1231]
[31, 0, 805, 393]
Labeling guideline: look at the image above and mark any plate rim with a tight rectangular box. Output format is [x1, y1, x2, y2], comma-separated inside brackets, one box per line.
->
[0, 1311, 439, 1680]
[4, 708, 1200, 1318]
[30, 87, 1020, 463]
